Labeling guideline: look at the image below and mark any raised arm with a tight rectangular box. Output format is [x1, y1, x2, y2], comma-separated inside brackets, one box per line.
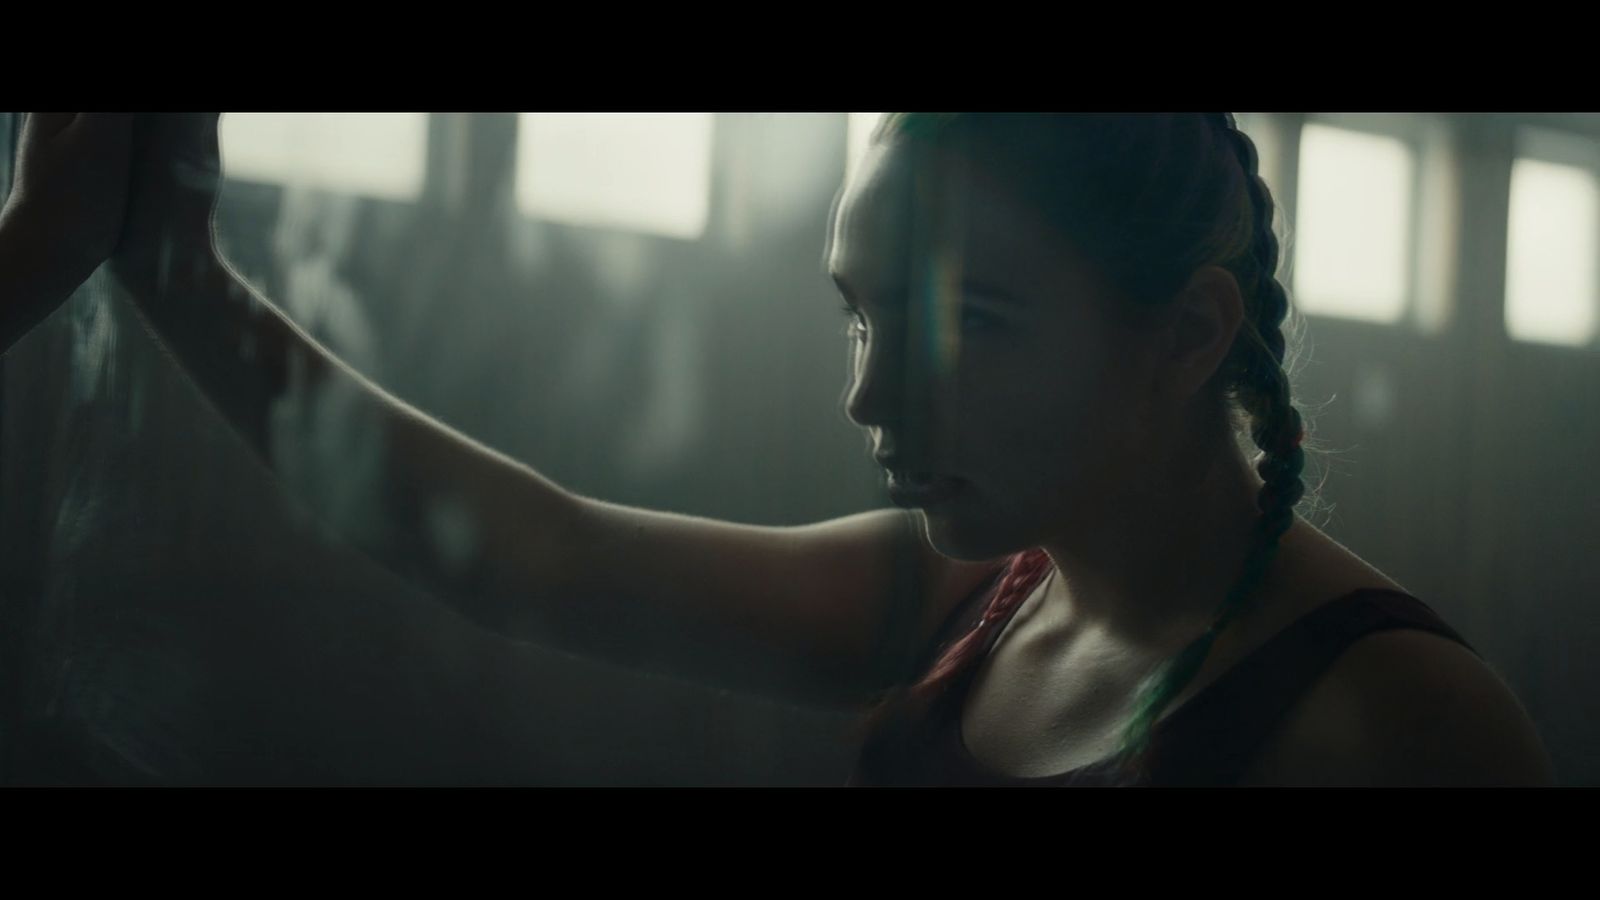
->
[2, 113, 1006, 709]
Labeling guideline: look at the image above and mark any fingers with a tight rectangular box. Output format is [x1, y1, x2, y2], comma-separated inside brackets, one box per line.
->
[66, 113, 137, 164]
[118, 114, 225, 255]
[67, 112, 137, 138]
[20, 112, 78, 146]
[21, 112, 136, 157]
[137, 113, 222, 168]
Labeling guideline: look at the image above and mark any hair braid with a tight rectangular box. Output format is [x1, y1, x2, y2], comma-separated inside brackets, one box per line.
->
[1110, 118, 1308, 775]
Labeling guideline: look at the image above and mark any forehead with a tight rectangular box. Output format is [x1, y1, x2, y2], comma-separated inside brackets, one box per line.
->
[826, 140, 1074, 296]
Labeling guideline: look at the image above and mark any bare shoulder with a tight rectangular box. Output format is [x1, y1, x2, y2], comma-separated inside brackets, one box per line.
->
[789, 508, 1007, 682]
[1237, 628, 1557, 786]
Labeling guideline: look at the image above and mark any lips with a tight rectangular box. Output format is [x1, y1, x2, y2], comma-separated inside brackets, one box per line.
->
[884, 469, 965, 507]
[885, 469, 959, 490]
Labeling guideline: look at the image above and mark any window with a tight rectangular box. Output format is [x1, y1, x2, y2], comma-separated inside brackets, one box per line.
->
[1292, 123, 1417, 323]
[845, 113, 885, 182]
[1505, 134, 1600, 347]
[514, 113, 713, 240]
[218, 113, 426, 201]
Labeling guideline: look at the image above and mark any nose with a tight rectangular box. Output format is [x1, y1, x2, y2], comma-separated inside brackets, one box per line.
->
[844, 325, 908, 433]
[845, 320, 953, 458]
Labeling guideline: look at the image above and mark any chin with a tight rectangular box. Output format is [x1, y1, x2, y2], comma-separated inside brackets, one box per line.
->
[916, 507, 1033, 564]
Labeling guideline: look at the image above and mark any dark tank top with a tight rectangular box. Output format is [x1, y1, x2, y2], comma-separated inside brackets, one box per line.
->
[849, 553, 1479, 787]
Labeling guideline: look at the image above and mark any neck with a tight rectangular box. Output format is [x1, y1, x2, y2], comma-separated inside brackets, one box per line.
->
[1038, 430, 1275, 651]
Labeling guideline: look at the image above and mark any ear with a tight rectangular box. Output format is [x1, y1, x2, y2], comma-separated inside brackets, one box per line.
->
[1158, 266, 1245, 400]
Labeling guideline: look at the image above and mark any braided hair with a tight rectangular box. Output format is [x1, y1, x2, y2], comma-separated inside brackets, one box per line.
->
[867, 113, 1310, 779]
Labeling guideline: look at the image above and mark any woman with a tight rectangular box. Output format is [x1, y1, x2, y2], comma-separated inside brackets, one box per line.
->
[0, 112, 1556, 785]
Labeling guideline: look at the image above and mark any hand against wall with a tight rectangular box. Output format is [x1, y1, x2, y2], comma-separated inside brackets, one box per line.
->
[110, 113, 225, 300]
[0, 113, 136, 351]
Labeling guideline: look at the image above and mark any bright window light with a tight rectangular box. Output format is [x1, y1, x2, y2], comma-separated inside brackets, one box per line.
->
[1292, 124, 1415, 323]
[515, 113, 712, 240]
[1506, 157, 1599, 346]
[846, 113, 885, 182]
[219, 113, 426, 201]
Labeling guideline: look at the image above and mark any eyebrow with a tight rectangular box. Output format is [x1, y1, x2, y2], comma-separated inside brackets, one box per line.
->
[828, 271, 862, 305]
[830, 271, 1028, 309]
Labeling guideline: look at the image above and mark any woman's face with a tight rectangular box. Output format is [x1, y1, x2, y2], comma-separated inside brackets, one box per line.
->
[828, 139, 1168, 562]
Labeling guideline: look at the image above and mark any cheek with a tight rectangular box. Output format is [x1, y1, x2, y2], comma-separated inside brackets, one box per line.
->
[917, 380, 1128, 560]
[954, 352, 1133, 501]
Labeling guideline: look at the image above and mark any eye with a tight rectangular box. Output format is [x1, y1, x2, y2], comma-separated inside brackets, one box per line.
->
[840, 304, 869, 342]
[960, 306, 1003, 333]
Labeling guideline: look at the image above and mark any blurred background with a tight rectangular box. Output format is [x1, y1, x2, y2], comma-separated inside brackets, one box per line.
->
[0, 112, 1595, 785]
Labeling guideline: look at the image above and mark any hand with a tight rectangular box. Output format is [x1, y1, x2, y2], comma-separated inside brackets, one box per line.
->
[2, 113, 137, 290]
[0, 113, 136, 352]
[111, 113, 225, 296]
